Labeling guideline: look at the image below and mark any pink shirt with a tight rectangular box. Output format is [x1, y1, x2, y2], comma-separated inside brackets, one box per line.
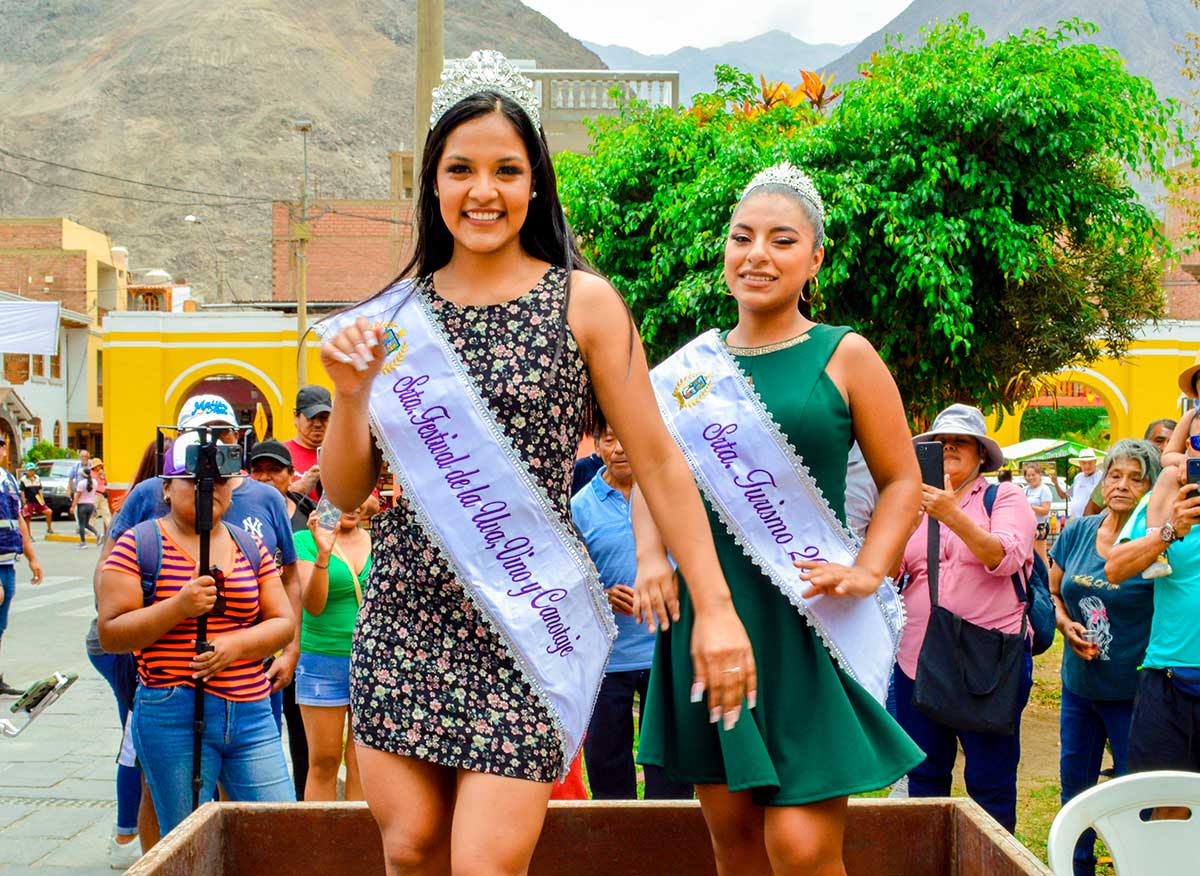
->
[896, 478, 1036, 679]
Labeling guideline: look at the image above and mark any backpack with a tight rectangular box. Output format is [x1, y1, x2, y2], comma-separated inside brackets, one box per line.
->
[130, 519, 263, 607]
[984, 484, 1056, 656]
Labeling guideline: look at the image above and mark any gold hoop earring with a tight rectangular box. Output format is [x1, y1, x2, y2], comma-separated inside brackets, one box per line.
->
[723, 287, 736, 297]
[800, 274, 819, 304]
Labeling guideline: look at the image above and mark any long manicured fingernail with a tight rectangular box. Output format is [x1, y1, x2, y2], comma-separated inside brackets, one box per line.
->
[747, 691, 757, 709]
[333, 351, 354, 364]
[709, 706, 722, 724]
[365, 332, 379, 348]
[690, 682, 705, 703]
[355, 342, 373, 360]
[723, 707, 740, 731]
[352, 357, 368, 372]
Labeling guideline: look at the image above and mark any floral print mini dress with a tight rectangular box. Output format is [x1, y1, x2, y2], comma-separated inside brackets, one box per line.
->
[350, 266, 588, 781]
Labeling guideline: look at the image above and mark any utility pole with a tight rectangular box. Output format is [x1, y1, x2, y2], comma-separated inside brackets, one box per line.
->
[414, 0, 444, 194]
[293, 119, 313, 386]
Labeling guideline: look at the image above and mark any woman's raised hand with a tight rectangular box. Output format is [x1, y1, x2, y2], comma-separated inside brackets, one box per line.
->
[307, 511, 337, 558]
[1169, 482, 1200, 539]
[320, 317, 384, 396]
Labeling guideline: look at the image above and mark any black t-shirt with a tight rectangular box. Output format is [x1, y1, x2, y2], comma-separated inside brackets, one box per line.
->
[288, 491, 317, 534]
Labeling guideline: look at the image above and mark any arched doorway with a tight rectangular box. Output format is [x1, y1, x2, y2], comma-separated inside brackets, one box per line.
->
[1019, 378, 1113, 448]
[174, 374, 275, 438]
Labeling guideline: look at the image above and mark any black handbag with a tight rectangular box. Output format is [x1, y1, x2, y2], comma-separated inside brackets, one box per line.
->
[911, 535, 1029, 735]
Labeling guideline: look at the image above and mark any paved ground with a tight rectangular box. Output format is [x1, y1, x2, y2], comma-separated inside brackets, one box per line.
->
[0, 521, 132, 875]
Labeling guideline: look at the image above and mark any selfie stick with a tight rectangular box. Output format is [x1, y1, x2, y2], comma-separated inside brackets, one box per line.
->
[190, 426, 221, 812]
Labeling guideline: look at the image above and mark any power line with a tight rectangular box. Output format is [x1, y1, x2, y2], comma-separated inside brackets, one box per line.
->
[325, 207, 413, 226]
[0, 163, 271, 209]
[0, 144, 277, 203]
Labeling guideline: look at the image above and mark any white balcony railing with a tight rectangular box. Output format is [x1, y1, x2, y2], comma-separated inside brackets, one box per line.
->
[526, 70, 680, 113]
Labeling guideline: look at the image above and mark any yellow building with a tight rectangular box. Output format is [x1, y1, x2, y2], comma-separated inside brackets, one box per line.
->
[100, 311, 1200, 488]
[102, 310, 326, 486]
[990, 321, 1200, 447]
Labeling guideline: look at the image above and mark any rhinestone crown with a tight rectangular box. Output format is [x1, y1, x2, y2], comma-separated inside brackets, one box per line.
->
[742, 161, 825, 219]
[430, 49, 542, 130]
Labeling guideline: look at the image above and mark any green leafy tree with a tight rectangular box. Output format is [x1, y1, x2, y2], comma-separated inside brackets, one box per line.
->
[559, 17, 1181, 424]
[23, 440, 73, 464]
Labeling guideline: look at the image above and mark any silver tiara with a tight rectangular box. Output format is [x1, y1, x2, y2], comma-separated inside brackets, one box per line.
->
[742, 161, 825, 219]
[430, 50, 542, 130]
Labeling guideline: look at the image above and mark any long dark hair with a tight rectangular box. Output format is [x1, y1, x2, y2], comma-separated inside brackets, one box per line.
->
[397, 91, 588, 281]
[382, 91, 617, 432]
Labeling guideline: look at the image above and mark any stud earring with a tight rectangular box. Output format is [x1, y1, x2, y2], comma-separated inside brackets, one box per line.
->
[433, 188, 439, 198]
[531, 190, 538, 199]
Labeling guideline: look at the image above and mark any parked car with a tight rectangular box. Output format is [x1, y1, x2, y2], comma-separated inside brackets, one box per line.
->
[35, 459, 78, 519]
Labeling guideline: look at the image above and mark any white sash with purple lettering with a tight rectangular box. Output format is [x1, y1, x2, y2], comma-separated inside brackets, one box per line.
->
[318, 281, 616, 773]
[651, 330, 903, 704]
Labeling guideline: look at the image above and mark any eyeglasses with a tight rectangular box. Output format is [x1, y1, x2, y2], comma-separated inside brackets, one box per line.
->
[1189, 435, 1200, 451]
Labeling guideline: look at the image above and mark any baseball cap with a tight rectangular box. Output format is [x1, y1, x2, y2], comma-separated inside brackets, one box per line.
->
[162, 433, 200, 478]
[248, 439, 293, 468]
[23, 461, 35, 470]
[295, 385, 332, 418]
[177, 394, 239, 430]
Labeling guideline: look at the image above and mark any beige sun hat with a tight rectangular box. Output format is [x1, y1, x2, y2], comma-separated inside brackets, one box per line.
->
[1179, 354, 1200, 399]
[1069, 448, 1102, 465]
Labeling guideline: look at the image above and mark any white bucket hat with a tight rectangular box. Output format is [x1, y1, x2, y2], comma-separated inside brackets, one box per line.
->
[1069, 448, 1102, 465]
[912, 403, 1007, 473]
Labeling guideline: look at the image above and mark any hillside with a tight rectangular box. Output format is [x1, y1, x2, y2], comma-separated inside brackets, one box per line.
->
[586, 31, 854, 102]
[826, 0, 1199, 103]
[0, 0, 603, 301]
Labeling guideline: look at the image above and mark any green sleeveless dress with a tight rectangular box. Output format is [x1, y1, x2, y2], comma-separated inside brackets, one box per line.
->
[637, 324, 924, 805]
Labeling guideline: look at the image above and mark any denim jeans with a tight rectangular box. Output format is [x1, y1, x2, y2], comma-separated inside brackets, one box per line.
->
[0, 564, 14, 649]
[88, 652, 142, 836]
[1128, 668, 1200, 772]
[584, 669, 693, 800]
[893, 649, 1034, 833]
[75, 503, 98, 543]
[1059, 686, 1132, 876]
[132, 684, 295, 835]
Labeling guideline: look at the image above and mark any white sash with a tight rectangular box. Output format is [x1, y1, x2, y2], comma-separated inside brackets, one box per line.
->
[318, 281, 616, 772]
[650, 330, 903, 704]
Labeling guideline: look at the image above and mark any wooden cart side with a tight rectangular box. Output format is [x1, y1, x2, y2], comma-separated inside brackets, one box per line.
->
[125, 804, 224, 876]
[845, 799, 954, 876]
[951, 799, 1052, 876]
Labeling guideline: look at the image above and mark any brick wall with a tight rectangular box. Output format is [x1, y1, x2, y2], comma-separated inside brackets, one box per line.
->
[0, 250, 90, 311]
[271, 201, 414, 302]
[0, 221, 61, 249]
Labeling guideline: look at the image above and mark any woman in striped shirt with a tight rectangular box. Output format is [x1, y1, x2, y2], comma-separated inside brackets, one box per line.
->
[97, 433, 296, 835]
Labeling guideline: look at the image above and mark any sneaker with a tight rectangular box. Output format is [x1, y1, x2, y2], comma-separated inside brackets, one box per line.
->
[76, 542, 89, 550]
[0, 676, 24, 696]
[109, 834, 142, 870]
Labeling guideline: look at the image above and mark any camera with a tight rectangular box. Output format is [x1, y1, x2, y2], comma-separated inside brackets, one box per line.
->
[184, 441, 243, 478]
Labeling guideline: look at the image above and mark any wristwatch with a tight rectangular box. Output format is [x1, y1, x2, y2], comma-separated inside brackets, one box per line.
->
[1160, 522, 1178, 545]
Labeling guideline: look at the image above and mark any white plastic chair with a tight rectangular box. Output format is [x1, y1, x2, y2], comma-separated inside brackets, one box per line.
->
[1047, 770, 1200, 875]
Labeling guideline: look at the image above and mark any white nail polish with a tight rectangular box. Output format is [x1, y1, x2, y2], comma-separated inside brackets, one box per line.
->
[709, 707, 722, 724]
[353, 358, 368, 373]
[724, 707, 740, 731]
[365, 332, 379, 348]
[334, 352, 353, 364]
[747, 691, 757, 709]
[690, 682, 704, 703]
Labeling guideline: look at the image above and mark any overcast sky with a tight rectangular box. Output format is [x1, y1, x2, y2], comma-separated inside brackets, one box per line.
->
[520, 0, 915, 54]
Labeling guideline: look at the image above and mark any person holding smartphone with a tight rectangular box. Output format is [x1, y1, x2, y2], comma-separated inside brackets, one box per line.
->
[293, 502, 371, 800]
[1106, 413, 1200, 777]
[1049, 440, 1158, 876]
[96, 433, 296, 835]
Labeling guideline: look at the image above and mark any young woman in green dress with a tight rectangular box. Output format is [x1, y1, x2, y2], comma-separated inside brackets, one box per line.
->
[634, 166, 925, 876]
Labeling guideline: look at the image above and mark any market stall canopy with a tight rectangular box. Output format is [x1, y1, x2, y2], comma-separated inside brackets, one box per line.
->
[0, 299, 60, 355]
[1001, 438, 1098, 464]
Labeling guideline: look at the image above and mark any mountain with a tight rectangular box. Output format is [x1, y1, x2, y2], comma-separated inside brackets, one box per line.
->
[586, 31, 855, 102]
[0, 0, 603, 300]
[827, 0, 1199, 104]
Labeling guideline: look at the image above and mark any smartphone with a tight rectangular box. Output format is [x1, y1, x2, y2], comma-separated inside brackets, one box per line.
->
[315, 493, 341, 530]
[2, 672, 78, 738]
[1187, 457, 1200, 487]
[915, 441, 945, 487]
